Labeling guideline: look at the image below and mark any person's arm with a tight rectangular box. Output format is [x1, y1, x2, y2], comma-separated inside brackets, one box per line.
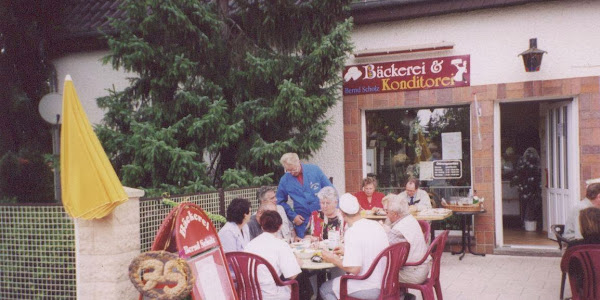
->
[321, 250, 361, 275]
[564, 204, 579, 239]
[417, 189, 432, 210]
[280, 246, 302, 280]
[218, 228, 237, 253]
[276, 180, 297, 221]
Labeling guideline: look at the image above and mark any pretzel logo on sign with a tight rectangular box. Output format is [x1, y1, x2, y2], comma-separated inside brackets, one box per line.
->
[129, 251, 194, 300]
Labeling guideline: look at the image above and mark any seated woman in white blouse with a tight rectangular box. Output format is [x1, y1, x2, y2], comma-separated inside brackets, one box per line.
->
[245, 210, 303, 300]
[218, 198, 251, 253]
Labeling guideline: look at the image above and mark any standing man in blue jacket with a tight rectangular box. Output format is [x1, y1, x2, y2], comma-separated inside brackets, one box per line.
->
[277, 153, 333, 238]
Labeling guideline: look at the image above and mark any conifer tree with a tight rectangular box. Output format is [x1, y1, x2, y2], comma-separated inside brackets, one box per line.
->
[97, 0, 353, 195]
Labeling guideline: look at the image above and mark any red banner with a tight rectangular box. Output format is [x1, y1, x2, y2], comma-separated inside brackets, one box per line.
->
[342, 55, 470, 95]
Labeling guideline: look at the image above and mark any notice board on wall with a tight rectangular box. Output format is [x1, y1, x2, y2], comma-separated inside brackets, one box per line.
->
[433, 160, 462, 179]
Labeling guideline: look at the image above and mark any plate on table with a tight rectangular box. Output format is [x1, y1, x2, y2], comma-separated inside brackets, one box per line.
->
[290, 242, 304, 247]
[294, 248, 316, 259]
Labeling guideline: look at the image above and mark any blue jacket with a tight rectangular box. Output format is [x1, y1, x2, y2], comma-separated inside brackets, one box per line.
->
[276, 163, 332, 237]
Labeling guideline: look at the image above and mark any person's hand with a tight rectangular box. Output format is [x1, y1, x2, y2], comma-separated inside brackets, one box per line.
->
[321, 250, 337, 263]
[296, 256, 304, 267]
[293, 215, 305, 226]
[333, 245, 344, 256]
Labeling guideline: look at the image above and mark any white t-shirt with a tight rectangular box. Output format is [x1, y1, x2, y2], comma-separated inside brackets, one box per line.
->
[245, 232, 301, 300]
[392, 215, 430, 264]
[564, 198, 594, 240]
[277, 205, 294, 241]
[332, 218, 389, 299]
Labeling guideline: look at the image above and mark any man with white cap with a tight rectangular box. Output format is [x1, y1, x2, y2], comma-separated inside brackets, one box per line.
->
[319, 193, 390, 300]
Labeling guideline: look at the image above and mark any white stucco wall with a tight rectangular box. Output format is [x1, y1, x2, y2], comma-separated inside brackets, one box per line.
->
[305, 98, 346, 193]
[53, 50, 131, 125]
[349, 1, 600, 85]
[51, 1, 600, 192]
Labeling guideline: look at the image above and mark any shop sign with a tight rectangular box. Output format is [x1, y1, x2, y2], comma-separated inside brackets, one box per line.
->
[342, 55, 470, 95]
[148, 203, 236, 300]
[433, 160, 462, 179]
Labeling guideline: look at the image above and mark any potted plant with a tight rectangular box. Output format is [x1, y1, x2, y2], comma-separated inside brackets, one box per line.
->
[510, 147, 542, 231]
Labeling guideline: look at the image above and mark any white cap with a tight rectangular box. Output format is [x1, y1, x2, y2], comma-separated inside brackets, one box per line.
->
[339, 193, 360, 214]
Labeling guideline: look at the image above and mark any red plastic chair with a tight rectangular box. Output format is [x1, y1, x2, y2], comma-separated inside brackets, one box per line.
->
[565, 245, 600, 300]
[398, 230, 449, 300]
[339, 242, 410, 300]
[418, 219, 431, 245]
[225, 251, 299, 300]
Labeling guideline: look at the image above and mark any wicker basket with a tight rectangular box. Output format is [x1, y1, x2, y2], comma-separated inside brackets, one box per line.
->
[441, 202, 483, 212]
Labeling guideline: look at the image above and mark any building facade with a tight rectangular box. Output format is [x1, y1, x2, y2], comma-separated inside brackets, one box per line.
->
[340, 0, 600, 253]
[49, 0, 600, 253]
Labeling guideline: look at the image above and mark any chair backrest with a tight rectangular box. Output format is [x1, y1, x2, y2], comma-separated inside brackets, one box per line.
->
[428, 230, 449, 283]
[225, 251, 299, 300]
[551, 224, 567, 250]
[418, 219, 431, 244]
[566, 245, 600, 300]
[339, 242, 411, 299]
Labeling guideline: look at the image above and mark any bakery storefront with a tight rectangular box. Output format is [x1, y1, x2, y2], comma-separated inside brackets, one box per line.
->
[341, 53, 598, 254]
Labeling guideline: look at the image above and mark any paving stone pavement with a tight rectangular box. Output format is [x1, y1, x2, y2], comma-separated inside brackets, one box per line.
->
[409, 252, 567, 300]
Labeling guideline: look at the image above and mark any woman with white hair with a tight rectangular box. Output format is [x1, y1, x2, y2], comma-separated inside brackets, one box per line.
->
[383, 194, 431, 284]
[304, 186, 345, 241]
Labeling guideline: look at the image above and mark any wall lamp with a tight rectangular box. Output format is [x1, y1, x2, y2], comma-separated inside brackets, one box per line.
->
[519, 38, 547, 72]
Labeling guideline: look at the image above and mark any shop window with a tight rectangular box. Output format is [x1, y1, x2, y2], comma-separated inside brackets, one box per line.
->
[366, 106, 471, 230]
[365, 106, 472, 194]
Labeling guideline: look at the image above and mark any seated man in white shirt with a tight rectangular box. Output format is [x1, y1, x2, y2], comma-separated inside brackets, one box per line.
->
[564, 183, 600, 240]
[383, 194, 431, 284]
[245, 210, 303, 300]
[398, 178, 432, 210]
[319, 193, 389, 300]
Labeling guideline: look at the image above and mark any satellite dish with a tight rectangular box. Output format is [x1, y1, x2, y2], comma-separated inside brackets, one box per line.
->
[39, 92, 62, 124]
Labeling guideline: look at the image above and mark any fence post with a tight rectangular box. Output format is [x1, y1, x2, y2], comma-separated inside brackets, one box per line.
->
[74, 186, 145, 300]
[218, 188, 225, 217]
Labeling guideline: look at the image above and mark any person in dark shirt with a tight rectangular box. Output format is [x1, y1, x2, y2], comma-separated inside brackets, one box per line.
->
[247, 202, 277, 240]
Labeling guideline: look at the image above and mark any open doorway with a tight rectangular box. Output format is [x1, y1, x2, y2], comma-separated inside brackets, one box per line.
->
[500, 102, 555, 247]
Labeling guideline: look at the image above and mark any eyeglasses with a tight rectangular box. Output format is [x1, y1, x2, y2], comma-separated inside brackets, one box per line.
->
[284, 165, 300, 173]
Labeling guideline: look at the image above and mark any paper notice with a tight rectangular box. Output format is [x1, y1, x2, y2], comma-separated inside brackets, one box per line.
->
[442, 132, 462, 160]
[194, 255, 226, 300]
[419, 161, 433, 181]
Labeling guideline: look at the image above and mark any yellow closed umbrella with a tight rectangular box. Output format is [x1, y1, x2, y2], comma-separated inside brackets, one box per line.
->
[60, 75, 128, 219]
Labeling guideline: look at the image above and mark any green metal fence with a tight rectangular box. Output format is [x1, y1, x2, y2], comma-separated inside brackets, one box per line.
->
[0, 204, 76, 300]
[139, 187, 263, 252]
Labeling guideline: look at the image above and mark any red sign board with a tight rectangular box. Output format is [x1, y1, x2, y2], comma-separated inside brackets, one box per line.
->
[175, 205, 220, 257]
[342, 55, 470, 95]
[147, 203, 237, 300]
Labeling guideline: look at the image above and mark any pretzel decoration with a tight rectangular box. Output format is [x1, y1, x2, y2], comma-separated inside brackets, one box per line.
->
[129, 251, 194, 300]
